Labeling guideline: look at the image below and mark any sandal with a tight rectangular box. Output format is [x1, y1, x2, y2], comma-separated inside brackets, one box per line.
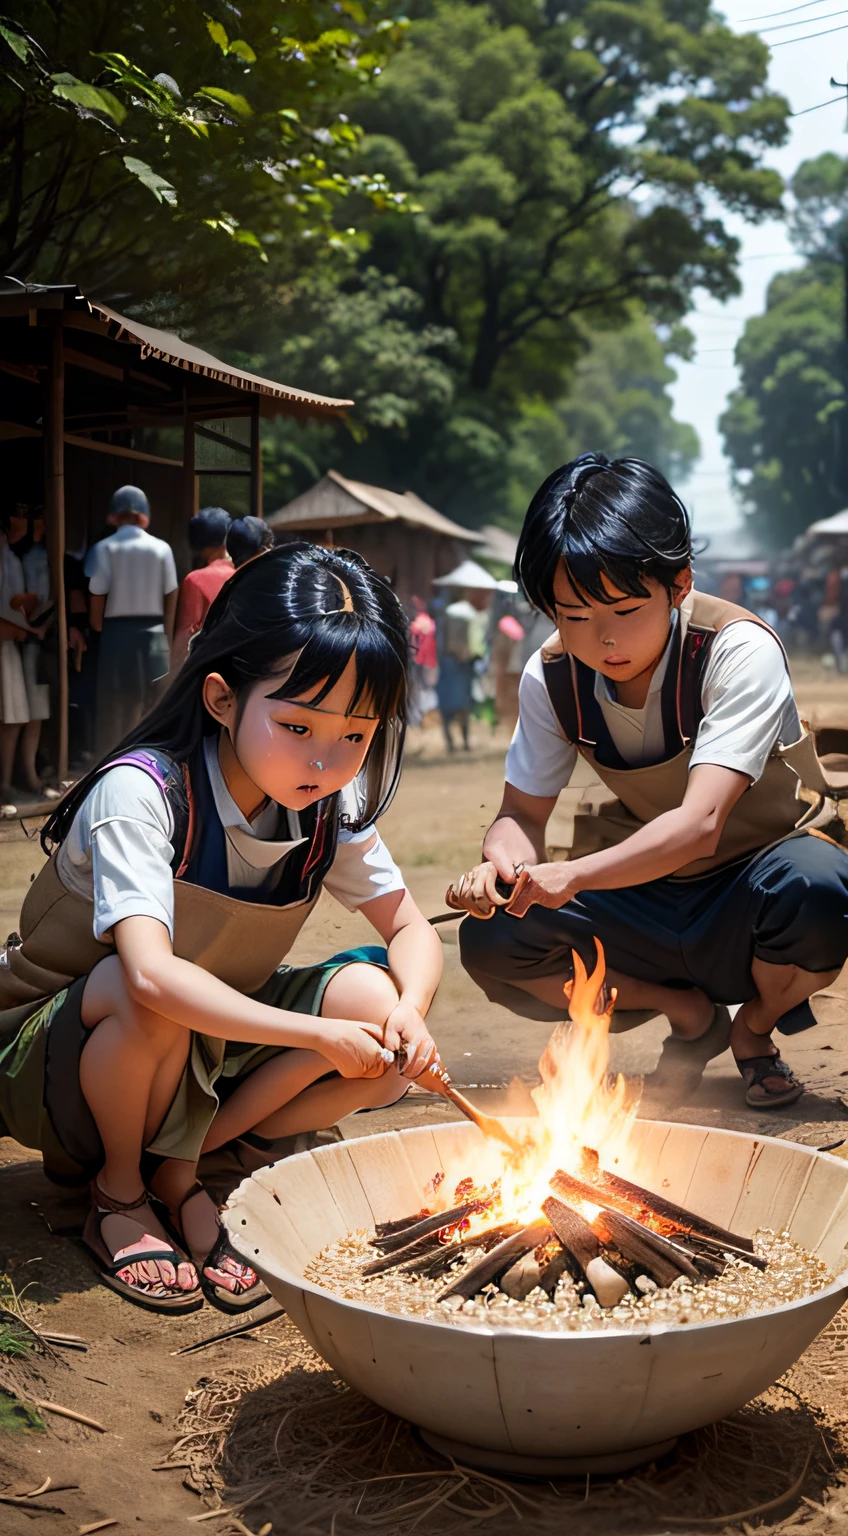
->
[159, 1182, 269, 1315]
[736, 1053, 805, 1109]
[82, 1181, 203, 1314]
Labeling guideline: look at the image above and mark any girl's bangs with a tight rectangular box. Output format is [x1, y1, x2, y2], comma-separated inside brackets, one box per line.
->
[270, 619, 405, 721]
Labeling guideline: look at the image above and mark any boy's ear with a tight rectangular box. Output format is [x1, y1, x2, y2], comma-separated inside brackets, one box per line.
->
[671, 566, 693, 608]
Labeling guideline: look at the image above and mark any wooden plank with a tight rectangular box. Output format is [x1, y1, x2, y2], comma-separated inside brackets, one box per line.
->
[342, 1132, 424, 1226]
[64, 346, 123, 382]
[790, 1153, 848, 1255]
[391, 1125, 445, 1206]
[310, 1142, 375, 1231]
[494, 1329, 651, 1458]
[250, 399, 262, 517]
[730, 1138, 816, 1239]
[250, 1152, 348, 1255]
[683, 1129, 759, 1231]
[64, 431, 182, 467]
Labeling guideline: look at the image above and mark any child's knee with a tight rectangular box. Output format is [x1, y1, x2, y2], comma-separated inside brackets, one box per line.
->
[323, 962, 399, 1024]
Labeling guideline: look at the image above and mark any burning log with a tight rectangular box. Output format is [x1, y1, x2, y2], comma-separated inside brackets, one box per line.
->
[374, 1210, 431, 1240]
[542, 1198, 629, 1309]
[437, 1221, 552, 1302]
[549, 1168, 759, 1265]
[537, 1248, 572, 1297]
[364, 1232, 445, 1277]
[371, 1201, 489, 1255]
[591, 1208, 700, 1289]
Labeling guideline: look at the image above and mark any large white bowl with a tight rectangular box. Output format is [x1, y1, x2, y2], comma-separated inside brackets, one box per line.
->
[225, 1120, 848, 1474]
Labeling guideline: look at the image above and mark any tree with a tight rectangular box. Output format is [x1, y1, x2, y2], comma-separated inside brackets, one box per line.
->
[355, 0, 788, 404]
[720, 153, 847, 547]
[0, 1, 406, 316]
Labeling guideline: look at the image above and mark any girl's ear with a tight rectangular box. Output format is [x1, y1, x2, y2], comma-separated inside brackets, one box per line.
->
[671, 566, 693, 608]
[203, 672, 236, 728]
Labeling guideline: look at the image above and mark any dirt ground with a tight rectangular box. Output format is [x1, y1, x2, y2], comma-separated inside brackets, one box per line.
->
[0, 658, 847, 1534]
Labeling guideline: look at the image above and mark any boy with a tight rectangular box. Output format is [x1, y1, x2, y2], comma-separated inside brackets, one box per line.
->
[449, 454, 848, 1109]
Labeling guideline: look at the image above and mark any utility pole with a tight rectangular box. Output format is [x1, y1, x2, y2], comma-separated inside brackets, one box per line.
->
[829, 68, 848, 501]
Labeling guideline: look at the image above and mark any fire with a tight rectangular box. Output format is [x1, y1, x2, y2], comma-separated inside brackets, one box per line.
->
[459, 941, 639, 1237]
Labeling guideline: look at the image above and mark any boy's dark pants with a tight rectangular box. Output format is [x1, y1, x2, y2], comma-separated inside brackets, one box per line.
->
[459, 834, 848, 1025]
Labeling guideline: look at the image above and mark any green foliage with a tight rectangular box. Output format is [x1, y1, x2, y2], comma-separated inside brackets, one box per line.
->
[354, 0, 788, 399]
[0, 1, 407, 300]
[720, 154, 847, 548]
[0, 1387, 45, 1433]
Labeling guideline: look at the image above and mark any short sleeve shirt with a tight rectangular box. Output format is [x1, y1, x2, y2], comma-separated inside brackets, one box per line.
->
[87, 526, 178, 619]
[174, 560, 233, 638]
[55, 738, 407, 940]
[504, 600, 801, 800]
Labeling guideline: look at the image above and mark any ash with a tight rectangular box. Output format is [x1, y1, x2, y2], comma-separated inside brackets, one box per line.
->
[305, 1230, 833, 1332]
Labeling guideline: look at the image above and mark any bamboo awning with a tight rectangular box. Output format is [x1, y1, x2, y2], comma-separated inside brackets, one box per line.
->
[268, 469, 479, 541]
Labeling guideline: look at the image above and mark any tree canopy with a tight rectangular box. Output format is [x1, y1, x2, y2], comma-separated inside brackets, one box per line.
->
[720, 152, 846, 548]
[0, 1, 406, 306]
[258, 0, 785, 525]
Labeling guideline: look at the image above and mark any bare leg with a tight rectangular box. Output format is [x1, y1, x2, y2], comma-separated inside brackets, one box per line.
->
[79, 956, 196, 1290]
[0, 722, 21, 792]
[511, 969, 715, 1039]
[440, 710, 455, 753]
[18, 718, 42, 793]
[730, 959, 840, 1088]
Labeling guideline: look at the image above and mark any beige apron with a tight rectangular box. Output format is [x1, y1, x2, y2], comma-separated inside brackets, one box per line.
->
[545, 592, 848, 878]
[0, 856, 323, 1161]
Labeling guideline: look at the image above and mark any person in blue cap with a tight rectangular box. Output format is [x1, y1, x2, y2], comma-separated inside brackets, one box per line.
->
[87, 486, 178, 752]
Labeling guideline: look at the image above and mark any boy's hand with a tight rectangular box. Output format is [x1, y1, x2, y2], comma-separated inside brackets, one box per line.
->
[383, 999, 439, 1078]
[446, 861, 513, 918]
[319, 1018, 394, 1079]
[505, 863, 578, 917]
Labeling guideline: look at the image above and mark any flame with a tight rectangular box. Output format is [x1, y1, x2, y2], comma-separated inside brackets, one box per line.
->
[457, 941, 640, 1238]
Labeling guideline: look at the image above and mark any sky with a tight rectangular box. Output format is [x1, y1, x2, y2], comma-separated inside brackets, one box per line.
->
[671, 0, 848, 551]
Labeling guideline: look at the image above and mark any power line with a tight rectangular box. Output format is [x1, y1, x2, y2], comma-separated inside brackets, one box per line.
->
[771, 20, 848, 42]
[762, 7, 848, 32]
[791, 94, 846, 112]
[741, 0, 841, 20]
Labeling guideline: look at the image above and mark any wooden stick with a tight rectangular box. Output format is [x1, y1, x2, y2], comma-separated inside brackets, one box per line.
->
[437, 1221, 552, 1301]
[35, 1399, 105, 1431]
[419, 1064, 523, 1154]
[591, 1209, 698, 1288]
[549, 1168, 755, 1257]
[594, 1168, 756, 1255]
[413, 1224, 522, 1281]
[537, 1247, 572, 1296]
[542, 1198, 629, 1308]
[171, 1305, 285, 1356]
[374, 1210, 431, 1239]
[372, 1202, 488, 1255]
[364, 1232, 444, 1276]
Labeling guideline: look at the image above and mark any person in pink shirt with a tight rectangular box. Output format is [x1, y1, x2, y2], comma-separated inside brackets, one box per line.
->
[172, 508, 234, 671]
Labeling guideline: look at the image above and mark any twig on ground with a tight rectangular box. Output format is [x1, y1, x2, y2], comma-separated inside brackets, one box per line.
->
[35, 1399, 106, 1431]
[172, 1307, 285, 1356]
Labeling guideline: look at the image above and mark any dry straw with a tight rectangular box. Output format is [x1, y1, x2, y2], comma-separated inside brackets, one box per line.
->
[164, 1309, 848, 1536]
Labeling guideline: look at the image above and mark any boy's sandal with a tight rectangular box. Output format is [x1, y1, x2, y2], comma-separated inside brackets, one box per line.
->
[736, 1053, 805, 1109]
[83, 1182, 203, 1314]
[165, 1182, 269, 1316]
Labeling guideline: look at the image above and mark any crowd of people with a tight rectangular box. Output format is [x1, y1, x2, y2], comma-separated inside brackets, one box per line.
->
[0, 487, 275, 807]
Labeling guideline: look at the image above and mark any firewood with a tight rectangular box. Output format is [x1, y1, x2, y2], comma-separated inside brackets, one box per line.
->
[500, 1253, 542, 1300]
[594, 1168, 756, 1255]
[537, 1247, 572, 1296]
[371, 1201, 489, 1254]
[542, 1198, 629, 1308]
[550, 1168, 755, 1256]
[363, 1233, 443, 1276]
[437, 1221, 552, 1301]
[591, 1209, 699, 1287]
[374, 1210, 431, 1239]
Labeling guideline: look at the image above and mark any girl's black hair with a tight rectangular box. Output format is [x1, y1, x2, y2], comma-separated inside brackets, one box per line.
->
[515, 453, 693, 616]
[46, 542, 409, 846]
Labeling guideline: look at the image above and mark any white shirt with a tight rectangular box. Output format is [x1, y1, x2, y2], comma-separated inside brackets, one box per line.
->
[87, 525, 178, 619]
[56, 736, 406, 941]
[505, 600, 802, 800]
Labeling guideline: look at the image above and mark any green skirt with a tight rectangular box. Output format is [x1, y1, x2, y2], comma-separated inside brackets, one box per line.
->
[0, 945, 387, 1184]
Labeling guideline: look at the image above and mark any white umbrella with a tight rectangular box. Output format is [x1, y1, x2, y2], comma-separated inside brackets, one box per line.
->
[432, 558, 498, 590]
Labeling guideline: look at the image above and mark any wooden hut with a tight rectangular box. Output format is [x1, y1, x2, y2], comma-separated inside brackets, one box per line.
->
[267, 470, 479, 603]
[0, 282, 351, 778]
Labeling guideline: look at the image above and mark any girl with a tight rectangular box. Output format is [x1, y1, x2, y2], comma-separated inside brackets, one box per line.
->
[0, 543, 443, 1314]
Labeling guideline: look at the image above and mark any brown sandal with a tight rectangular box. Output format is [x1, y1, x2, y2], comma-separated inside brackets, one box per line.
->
[83, 1181, 203, 1314]
[158, 1182, 268, 1315]
[737, 1053, 805, 1109]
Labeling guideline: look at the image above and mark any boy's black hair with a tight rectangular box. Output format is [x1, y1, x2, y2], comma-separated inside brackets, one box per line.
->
[515, 453, 693, 616]
[46, 542, 409, 842]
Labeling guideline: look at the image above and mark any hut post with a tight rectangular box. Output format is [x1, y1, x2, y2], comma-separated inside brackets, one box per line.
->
[250, 398, 263, 518]
[182, 408, 196, 521]
[43, 317, 69, 781]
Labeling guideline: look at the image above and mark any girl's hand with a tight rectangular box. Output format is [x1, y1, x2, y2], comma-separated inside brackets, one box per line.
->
[319, 1017, 394, 1080]
[445, 861, 513, 918]
[505, 863, 578, 918]
[383, 1000, 439, 1078]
